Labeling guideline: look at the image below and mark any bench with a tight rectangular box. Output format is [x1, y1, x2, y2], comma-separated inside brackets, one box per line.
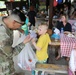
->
[35, 64, 68, 75]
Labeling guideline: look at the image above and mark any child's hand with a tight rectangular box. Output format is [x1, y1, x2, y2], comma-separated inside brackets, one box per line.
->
[23, 35, 32, 44]
[31, 38, 41, 51]
[31, 38, 36, 43]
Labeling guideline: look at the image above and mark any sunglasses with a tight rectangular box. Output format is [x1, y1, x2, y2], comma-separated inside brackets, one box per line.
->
[14, 20, 25, 25]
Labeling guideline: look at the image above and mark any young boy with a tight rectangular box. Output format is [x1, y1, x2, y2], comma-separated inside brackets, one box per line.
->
[32, 23, 51, 63]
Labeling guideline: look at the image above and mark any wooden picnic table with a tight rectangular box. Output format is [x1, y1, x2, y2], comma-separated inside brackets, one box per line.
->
[35, 64, 68, 75]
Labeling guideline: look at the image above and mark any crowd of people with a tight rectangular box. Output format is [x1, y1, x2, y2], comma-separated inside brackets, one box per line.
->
[53, 3, 76, 20]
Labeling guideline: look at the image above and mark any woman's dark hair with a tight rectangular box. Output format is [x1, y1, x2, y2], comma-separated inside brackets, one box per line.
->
[61, 13, 68, 22]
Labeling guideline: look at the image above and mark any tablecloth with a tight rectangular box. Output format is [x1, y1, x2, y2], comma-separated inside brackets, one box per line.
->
[60, 34, 76, 57]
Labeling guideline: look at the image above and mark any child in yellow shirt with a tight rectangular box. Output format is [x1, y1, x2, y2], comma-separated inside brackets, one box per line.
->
[32, 23, 51, 63]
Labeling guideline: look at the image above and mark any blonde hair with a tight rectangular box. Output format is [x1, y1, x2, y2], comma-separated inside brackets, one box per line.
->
[39, 22, 49, 30]
[61, 14, 68, 22]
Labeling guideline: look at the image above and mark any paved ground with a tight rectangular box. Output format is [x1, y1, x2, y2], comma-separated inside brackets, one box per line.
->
[48, 46, 68, 65]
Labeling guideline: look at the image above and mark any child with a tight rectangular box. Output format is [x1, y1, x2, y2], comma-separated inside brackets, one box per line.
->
[32, 22, 51, 63]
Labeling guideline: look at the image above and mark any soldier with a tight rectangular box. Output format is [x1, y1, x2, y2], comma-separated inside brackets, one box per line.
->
[0, 9, 31, 74]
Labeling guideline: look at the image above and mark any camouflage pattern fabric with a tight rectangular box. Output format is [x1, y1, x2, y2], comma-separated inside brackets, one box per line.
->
[0, 17, 24, 75]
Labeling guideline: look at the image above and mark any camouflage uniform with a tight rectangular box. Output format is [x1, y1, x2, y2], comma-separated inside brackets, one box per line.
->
[0, 17, 24, 75]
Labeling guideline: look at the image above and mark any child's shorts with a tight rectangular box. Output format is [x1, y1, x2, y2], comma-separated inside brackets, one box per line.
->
[37, 59, 47, 64]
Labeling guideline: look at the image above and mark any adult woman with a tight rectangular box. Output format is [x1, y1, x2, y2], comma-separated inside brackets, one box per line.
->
[56, 14, 72, 60]
[56, 14, 72, 33]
